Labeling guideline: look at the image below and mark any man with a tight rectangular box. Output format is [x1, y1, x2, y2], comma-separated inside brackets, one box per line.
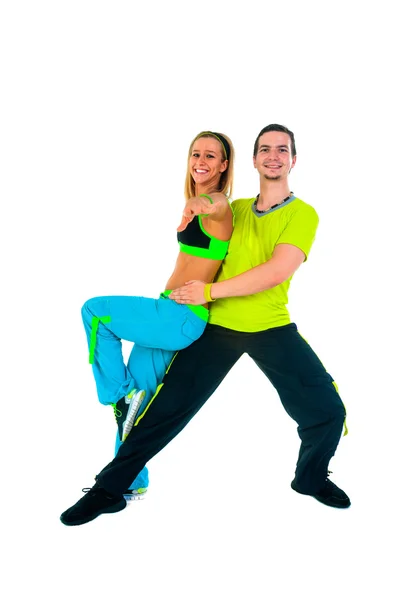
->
[60, 124, 349, 526]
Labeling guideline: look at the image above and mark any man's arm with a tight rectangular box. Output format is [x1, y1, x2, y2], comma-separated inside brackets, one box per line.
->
[169, 243, 305, 304]
[211, 243, 305, 298]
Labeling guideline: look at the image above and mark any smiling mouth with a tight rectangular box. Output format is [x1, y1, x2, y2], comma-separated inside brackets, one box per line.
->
[195, 169, 209, 174]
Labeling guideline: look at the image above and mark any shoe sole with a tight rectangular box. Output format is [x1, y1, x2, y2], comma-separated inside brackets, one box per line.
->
[124, 491, 147, 503]
[60, 499, 127, 526]
[312, 495, 351, 509]
[122, 390, 146, 441]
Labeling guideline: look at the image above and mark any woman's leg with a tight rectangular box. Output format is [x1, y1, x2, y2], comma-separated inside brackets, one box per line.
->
[82, 294, 207, 493]
[81, 294, 205, 405]
[119, 344, 177, 492]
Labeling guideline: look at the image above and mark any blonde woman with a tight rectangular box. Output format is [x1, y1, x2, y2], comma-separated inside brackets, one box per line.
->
[76, 131, 235, 508]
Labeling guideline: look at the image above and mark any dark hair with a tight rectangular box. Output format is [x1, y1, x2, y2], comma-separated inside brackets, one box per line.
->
[213, 132, 231, 161]
[253, 124, 296, 157]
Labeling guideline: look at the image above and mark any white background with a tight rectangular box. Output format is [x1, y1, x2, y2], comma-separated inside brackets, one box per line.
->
[1, 1, 397, 599]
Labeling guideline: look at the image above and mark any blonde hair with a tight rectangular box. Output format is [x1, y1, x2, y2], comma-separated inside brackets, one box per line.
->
[184, 131, 235, 200]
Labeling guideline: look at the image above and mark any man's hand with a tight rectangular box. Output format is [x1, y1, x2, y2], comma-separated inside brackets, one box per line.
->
[169, 280, 207, 305]
[177, 197, 217, 232]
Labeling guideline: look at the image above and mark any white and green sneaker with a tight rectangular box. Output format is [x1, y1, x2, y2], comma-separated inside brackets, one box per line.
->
[123, 488, 148, 503]
[112, 389, 146, 442]
[122, 389, 146, 441]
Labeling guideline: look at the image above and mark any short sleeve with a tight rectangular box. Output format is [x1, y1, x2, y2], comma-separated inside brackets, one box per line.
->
[276, 204, 319, 261]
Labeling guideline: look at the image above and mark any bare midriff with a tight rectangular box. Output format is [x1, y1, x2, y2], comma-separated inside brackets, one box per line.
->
[165, 253, 223, 308]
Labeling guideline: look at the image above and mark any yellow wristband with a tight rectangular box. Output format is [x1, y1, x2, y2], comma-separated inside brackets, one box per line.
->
[203, 283, 215, 302]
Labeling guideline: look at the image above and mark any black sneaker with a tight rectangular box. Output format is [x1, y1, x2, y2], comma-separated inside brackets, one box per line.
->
[60, 483, 127, 526]
[291, 474, 351, 509]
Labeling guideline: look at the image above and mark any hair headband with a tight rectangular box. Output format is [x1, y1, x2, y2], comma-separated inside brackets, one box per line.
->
[197, 131, 231, 161]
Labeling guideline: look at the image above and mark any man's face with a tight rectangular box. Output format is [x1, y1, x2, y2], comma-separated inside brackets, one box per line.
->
[253, 131, 296, 180]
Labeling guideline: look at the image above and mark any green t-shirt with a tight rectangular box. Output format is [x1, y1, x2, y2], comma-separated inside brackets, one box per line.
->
[208, 196, 319, 332]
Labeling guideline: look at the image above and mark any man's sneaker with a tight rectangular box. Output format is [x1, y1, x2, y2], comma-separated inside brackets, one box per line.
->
[122, 389, 146, 441]
[112, 389, 146, 442]
[60, 483, 126, 526]
[291, 473, 351, 509]
[123, 487, 148, 503]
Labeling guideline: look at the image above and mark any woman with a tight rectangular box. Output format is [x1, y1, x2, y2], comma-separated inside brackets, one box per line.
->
[81, 131, 235, 499]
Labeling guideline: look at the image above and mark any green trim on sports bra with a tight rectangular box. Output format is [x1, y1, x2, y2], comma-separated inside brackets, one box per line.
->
[178, 214, 230, 260]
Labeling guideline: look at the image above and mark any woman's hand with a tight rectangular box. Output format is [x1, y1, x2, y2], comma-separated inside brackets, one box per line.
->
[169, 280, 207, 305]
[177, 197, 217, 232]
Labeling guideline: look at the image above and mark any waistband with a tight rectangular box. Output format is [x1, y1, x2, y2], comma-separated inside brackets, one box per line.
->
[161, 290, 209, 322]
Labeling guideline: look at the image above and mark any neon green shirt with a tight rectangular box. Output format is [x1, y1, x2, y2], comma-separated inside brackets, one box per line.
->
[208, 196, 319, 332]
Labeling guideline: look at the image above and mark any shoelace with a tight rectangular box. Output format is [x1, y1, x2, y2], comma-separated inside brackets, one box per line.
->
[112, 403, 122, 420]
[81, 487, 99, 496]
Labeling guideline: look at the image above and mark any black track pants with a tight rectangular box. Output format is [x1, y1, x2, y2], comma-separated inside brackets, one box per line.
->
[96, 323, 346, 495]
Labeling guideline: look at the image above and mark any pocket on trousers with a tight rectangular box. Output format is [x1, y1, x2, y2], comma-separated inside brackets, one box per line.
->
[181, 317, 205, 344]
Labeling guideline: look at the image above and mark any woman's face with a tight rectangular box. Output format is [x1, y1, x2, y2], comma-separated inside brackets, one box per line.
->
[189, 137, 228, 188]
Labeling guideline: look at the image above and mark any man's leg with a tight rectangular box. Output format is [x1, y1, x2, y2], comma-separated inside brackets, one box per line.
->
[247, 323, 349, 506]
[97, 325, 244, 495]
[61, 325, 243, 525]
[114, 435, 149, 497]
